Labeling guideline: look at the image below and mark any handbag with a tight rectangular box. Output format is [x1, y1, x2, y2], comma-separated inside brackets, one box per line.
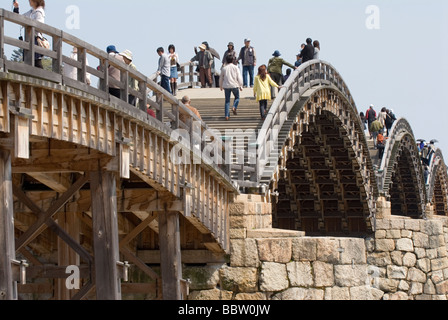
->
[176, 62, 181, 72]
[36, 35, 50, 49]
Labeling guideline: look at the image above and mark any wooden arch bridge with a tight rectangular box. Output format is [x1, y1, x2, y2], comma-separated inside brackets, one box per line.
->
[0, 9, 446, 300]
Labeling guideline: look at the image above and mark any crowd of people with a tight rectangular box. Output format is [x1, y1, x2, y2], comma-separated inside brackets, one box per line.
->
[360, 104, 397, 160]
[12, 2, 325, 124]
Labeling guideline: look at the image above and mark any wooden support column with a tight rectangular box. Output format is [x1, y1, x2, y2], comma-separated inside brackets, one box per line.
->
[89, 170, 121, 300]
[0, 150, 17, 300]
[158, 210, 182, 300]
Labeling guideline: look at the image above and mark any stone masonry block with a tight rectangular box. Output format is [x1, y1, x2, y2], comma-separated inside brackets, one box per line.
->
[286, 262, 313, 287]
[260, 262, 289, 292]
[316, 238, 340, 263]
[257, 238, 292, 263]
[230, 239, 259, 267]
[292, 238, 317, 261]
[339, 238, 367, 264]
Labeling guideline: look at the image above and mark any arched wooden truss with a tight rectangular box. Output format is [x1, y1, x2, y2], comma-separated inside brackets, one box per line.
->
[270, 87, 376, 235]
[427, 150, 448, 216]
[378, 119, 427, 218]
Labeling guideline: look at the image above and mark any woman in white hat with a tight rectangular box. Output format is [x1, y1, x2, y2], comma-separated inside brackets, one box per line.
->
[120, 50, 139, 106]
[190, 44, 213, 88]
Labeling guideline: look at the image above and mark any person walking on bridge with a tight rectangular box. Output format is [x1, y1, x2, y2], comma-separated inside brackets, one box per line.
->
[366, 104, 377, 139]
[299, 38, 315, 64]
[222, 42, 238, 66]
[220, 55, 244, 121]
[120, 50, 138, 106]
[13, 0, 46, 69]
[107, 45, 125, 99]
[238, 38, 257, 88]
[253, 65, 281, 120]
[157, 47, 172, 94]
[190, 44, 214, 88]
[267, 50, 296, 96]
[168, 44, 179, 96]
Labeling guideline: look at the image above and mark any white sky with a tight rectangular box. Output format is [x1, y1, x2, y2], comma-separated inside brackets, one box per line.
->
[3, 0, 448, 153]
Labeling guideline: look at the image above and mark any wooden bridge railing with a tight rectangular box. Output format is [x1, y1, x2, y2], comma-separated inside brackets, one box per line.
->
[0, 8, 235, 251]
[249, 60, 357, 189]
[0, 8, 234, 176]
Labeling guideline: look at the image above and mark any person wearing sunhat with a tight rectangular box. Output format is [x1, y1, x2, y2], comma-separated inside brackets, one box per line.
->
[267, 50, 297, 92]
[120, 49, 139, 106]
[190, 44, 213, 88]
[222, 42, 238, 66]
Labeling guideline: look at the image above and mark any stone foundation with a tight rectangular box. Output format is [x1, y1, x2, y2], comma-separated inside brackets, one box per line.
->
[186, 196, 448, 300]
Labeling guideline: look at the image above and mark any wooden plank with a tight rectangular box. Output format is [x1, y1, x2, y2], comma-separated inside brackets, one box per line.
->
[89, 170, 121, 300]
[12, 184, 92, 263]
[158, 211, 182, 300]
[26, 172, 71, 193]
[119, 212, 158, 248]
[0, 150, 17, 300]
[14, 115, 30, 159]
[137, 250, 226, 264]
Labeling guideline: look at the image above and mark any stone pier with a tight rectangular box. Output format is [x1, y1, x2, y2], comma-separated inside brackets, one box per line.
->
[185, 195, 448, 300]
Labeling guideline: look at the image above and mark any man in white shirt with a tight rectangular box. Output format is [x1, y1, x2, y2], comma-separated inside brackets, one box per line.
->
[157, 47, 172, 94]
[220, 55, 243, 121]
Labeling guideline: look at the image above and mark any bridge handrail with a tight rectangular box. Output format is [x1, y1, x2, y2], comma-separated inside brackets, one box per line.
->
[0, 8, 233, 182]
[377, 118, 415, 193]
[427, 149, 445, 201]
[254, 59, 356, 186]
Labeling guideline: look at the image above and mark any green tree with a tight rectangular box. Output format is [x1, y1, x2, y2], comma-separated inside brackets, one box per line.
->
[10, 49, 23, 62]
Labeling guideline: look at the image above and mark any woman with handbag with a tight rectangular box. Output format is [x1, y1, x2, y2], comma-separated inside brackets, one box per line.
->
[13, 0, 46, 69]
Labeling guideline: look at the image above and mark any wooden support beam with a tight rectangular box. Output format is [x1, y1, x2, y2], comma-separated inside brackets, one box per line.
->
[90, 170, 121, 300]
[0, 150, 17, 300]
[158, 211, 182, 300]
[14, 175, 89, 252]
[26, 173, 72, 193]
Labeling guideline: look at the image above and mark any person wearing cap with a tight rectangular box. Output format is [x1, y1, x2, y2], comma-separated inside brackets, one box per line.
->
[299, 38, 315, 64]
[222, 42, 238, 66]
[267, 50, 296, 89]
[107, 45, 125, 99]
[238, 38, 257, 88]
[64, 46, 91, 86]
[120, 49, 138, 106]
[190, 44, 214, 88]
[157, 47, 172, 94]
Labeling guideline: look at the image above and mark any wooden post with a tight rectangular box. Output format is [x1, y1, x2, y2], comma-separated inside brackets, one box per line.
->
[0, 150, 17, 300]
[90, 170, 121, 300]
[158, 210, 182, 300]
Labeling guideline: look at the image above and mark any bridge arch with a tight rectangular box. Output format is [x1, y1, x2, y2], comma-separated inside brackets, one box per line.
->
[427, 149, 448, 216]
[251, 62, 377, 235]
[378, 119, 427, 218]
